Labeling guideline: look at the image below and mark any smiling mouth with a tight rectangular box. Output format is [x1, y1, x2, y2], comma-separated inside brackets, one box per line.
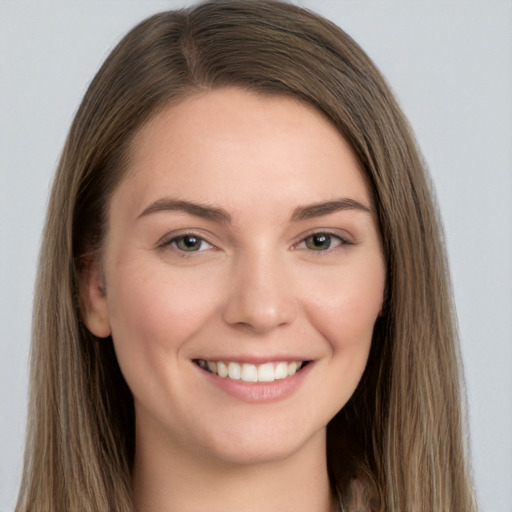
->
[194, 359, 309, 383]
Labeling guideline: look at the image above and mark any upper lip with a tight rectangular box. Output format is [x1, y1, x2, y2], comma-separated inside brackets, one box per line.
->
[193, 355, 311, 364]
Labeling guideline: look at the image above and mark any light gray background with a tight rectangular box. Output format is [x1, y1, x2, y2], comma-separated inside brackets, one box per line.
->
[1, 1, 511, 511]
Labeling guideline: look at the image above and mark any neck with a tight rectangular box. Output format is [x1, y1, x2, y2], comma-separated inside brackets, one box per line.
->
[132, 423, 336, 512]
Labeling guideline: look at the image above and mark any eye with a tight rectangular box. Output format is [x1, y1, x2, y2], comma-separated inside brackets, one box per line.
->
[300, 232, 345, 251]
[170, 234, 213, 252]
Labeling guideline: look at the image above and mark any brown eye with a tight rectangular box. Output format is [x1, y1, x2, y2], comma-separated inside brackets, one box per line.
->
[303, 233, 344, 251]
[173, 235, 209, 252]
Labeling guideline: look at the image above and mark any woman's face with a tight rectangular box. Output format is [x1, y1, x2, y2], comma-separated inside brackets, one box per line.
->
[84, 88, 386, 467]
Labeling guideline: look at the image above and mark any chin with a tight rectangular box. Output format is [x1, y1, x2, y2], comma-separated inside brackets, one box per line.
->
[195, 416, 328, 468]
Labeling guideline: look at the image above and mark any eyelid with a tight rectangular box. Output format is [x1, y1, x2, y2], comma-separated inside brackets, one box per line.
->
[293, 229, 353, 251]
[156, 228, 353, 253]
[157, 230, 216, 252]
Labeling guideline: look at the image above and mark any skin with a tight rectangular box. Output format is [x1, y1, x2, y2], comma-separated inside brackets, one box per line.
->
[84, 88, 386, 512]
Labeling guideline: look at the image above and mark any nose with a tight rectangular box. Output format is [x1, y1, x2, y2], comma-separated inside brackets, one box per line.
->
[222, 251, 297, 334]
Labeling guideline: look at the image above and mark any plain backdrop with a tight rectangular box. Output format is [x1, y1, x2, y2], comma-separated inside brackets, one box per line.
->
[1, 1, 511, 511]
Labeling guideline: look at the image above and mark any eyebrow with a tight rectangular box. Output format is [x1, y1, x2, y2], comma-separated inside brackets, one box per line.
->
[290, 198, 372, 221]
[138, 198, 232, 224]
[137, 197, 371, 224]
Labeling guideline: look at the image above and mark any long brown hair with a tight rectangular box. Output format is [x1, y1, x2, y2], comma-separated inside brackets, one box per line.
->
[17, 1, 477, 511]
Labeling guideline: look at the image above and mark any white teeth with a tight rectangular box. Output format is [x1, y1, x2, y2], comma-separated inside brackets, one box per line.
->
[217, 361, 228, 377]
[257, 362, 275, 382]
[287, 361, 299, 376]
[241, 364, 258, 382]
[198, 359, 305, 382]
[274, 362, 288, 380]
[228, 362, 241, 380]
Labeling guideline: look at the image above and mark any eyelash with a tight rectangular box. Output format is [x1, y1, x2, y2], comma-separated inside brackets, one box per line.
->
[159, 231, 351, 255]
[160, 233, 214, 253]
[295, 232, 351, 252]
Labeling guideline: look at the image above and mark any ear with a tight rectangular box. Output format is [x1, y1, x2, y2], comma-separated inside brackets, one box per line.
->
[79, 256, 112, 338]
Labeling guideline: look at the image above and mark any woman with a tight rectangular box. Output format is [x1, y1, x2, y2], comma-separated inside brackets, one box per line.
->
[16, 1, 477, 511]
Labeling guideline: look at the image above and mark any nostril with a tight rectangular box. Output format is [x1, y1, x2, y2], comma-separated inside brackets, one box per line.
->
[223, 296, 297, 333]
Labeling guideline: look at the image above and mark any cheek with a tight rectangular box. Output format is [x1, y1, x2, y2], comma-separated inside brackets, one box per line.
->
[104, 258, 223, 367]
[303, 258, 385, 353]
[301, 260, 385, 415]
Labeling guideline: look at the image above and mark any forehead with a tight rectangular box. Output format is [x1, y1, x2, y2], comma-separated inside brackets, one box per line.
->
[115, 87, 371, 218]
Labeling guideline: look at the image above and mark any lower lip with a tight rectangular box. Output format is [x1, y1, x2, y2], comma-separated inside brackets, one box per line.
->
[198, 363, 313, 403]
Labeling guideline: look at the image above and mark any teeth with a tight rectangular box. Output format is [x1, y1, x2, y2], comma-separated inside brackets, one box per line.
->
[274, 362, 288, 380]
[258, 362, 274, 382]
[217, 361, 228, 377]
[198, 359, 304, 382]
[287, 361, 300, 376]
[241, 364, 258, 382]
[228, 362, 241, 380]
